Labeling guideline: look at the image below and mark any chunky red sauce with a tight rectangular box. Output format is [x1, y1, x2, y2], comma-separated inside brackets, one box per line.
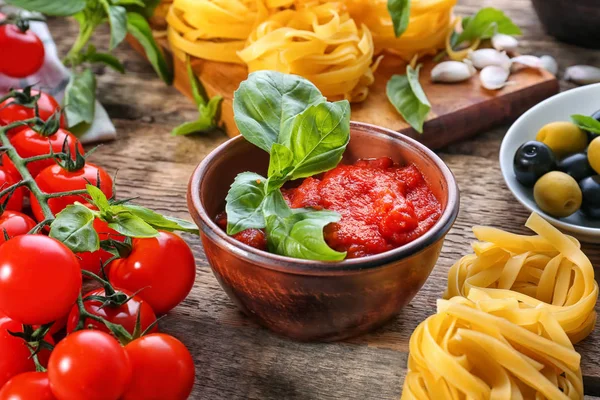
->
[218, 157, 441, 259]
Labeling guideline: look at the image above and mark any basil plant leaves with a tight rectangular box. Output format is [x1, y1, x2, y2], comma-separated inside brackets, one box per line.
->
[227, 71, 348, 261]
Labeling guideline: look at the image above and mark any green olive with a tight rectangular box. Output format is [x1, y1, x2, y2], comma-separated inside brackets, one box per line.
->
[533, 171, 582, 218]
[588, 136, 600, 174]
[535, 122, 587, 158]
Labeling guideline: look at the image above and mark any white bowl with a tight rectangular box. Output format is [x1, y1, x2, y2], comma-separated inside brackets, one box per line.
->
[499, 83, 600, 243]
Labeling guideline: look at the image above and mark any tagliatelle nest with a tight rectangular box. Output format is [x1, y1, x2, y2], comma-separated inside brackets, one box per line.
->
[238, 2, 380, 102]
[402, 296, 584, 400]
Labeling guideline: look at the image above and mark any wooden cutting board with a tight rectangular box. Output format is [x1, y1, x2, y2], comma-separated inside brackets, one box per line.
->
[133, 37, 559, 150]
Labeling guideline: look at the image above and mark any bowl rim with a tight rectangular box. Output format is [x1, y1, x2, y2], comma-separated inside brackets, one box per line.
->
[499, 83, 600, 237]
[188, 121, 460, 275]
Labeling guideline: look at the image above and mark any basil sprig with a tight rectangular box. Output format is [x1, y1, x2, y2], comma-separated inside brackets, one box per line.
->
[572, 115, 600, 134]
[50, 185, 198, 253]
[386, 64, 431, 133]
[226, 71, 347, 261]
[387, 0, 411, 38]
[454, 7, 521, 48]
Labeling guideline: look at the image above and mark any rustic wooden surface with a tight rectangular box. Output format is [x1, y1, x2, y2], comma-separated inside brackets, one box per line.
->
[48, 0, 600, 398]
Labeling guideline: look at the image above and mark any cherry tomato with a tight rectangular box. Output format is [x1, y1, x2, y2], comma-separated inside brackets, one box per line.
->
[122, 334, 195, 400]
[0, 90, 65, 136]
[0, 372, 56, 400]
[109, 232, 196, 314]
[77, 218, 124, 275]
[48, 330, 131, 400]
[66, 287, 158, 336]
[0, 167, 24, 211]
[30, 163, 113, 222]
[0, 24, 45, 78]
[2, 127, 83, 178]
[0, 210, 36, 245]
[0, 316, 54, 388]
[0, 235, 81, 325]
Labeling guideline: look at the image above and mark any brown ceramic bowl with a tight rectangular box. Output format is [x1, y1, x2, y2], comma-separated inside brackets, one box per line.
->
[187, 122, 459, 342]
[531, 0, 600, 49]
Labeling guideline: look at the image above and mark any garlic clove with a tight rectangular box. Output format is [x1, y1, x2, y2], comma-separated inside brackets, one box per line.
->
[431, 60, 476, 83]
[468, 49, 512, 70]
[480, 65, 510, 90]
[510, 55, 543, 72]
[564, 65, 600, 85]
[491, 33, 519, 52]
[540, 55, 558, 75]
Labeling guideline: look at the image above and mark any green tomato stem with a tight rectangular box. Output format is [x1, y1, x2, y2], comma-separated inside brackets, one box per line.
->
[64, 22, 95, 67]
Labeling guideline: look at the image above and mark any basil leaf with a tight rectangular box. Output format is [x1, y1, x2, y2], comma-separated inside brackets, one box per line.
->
[113, 0, 145, 6]
[101, 2, 128, 50]
[262, 190, 293, 219]
[82, 45, 125, 73]
[5, 0, 86, 16]
[456, 7, 521, 46]
[267, 143, 294, 192]
[386, 64, 430, 133]
[572, 114, 600, 134]
[65, 69, 97, 129]
[108, 213, 159, 238]
[86, 184, 110, 212]
[126, 12, 173, 84]
[266, 210, 346, 261]
[49, 203, 100, 253]
[172, 97, 223, 136]
[225, 172, 267, 235]
[387, 0, 411, 38]
[122, 204, 199, 233]
[233, 70, 326, 153]
[120, 0, 160, 18]
[285, 100, 350, 180]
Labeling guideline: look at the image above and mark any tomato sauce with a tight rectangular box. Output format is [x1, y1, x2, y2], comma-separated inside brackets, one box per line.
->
[218, 157, 441, 259]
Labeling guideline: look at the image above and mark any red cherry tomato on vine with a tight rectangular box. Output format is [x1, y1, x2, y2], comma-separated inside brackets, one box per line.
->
[0, 316, 54, 388]
[122, 333, 195, 400]
[0, 210, 36, 245]
[0, 90, 65, 136]
[30, 163, 113, 222]
[109, 231, 196, 315]
[48, 330, 131, 400]
[0, 24, 45, 78]
[0, 235, 81, 325]
[0, 167, 24, 211]
[77, 218, 124, 275]
[2, 127, 83, 178]
[66, 287, 158, 336]
[0, 372, 56, 400]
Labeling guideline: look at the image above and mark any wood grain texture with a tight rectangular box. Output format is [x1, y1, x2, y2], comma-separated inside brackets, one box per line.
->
[46, 0, 600, 398]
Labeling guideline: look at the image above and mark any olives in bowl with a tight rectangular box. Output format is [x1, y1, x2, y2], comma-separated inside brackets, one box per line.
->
[510, 106, 600, 220]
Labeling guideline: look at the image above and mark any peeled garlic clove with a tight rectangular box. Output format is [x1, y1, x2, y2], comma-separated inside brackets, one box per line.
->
[510, 55, 543, 72]
[468, 49, 512, 70]
[564, 65, 600, 85]
[480, 65, 510, 90]
[491, 33, 519, 52]
[540, 55, 558, 75]
[431, 60, 476, 83]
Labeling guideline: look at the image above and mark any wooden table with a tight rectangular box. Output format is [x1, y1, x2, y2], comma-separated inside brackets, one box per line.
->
[49, 0, 600, 398]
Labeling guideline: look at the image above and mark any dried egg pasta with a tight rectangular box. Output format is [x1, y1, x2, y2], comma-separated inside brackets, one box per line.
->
[403, 214, 597, 400]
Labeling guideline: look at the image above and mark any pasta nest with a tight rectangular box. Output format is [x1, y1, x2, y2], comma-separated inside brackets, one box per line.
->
[402, 296, 584, 400]
[238, 2, 380, 102]
[445, 214, 598, 344]
[403, 214, 597, 400]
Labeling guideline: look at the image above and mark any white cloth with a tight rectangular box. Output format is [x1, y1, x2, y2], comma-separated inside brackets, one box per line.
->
[0, 13, 117, 144]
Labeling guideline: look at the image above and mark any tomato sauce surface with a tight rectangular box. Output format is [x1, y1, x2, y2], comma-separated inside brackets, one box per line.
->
[218, 157, 442, 259]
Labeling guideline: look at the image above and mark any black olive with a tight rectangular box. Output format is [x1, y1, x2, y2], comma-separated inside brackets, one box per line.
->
[585, 109, 600, 143]
[513, 141, 557, 187]
[579, 175, 600, 219]
[557, 152, 595, 181]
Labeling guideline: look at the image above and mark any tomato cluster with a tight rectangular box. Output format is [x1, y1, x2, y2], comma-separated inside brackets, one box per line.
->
[0, 90, 197, 399]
